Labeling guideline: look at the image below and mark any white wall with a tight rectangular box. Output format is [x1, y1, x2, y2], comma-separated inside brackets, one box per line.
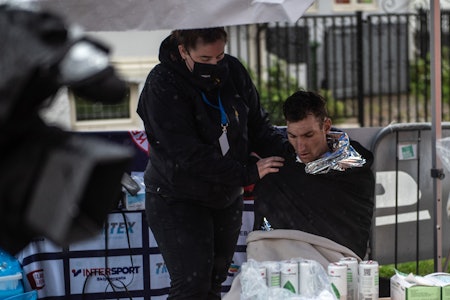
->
[87, 30, 170, 58]
[310, 0, 448, 15]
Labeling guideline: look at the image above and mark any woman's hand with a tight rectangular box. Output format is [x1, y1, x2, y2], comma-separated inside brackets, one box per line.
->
[255, 155, 285, 179]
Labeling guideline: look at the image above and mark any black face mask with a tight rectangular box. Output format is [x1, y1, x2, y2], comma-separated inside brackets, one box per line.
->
[190, 57, 229, 91]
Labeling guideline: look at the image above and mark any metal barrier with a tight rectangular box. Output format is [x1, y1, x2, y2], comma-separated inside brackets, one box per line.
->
[357, 123, 450, 273]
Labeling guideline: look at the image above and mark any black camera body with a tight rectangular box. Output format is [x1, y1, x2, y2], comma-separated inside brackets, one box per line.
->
[0, 3, 134, 254]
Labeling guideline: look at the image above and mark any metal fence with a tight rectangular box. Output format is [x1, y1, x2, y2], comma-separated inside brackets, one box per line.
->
[226, 10, 450, 127]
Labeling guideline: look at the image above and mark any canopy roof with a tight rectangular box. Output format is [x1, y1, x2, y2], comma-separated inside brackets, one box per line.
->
[35, 0, 315, 31]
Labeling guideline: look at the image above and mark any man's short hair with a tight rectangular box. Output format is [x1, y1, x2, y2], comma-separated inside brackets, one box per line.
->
[283, 90, 329, 125]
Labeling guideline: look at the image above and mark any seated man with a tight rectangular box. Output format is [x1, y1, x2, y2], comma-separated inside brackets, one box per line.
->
[253, 90, 375, 259]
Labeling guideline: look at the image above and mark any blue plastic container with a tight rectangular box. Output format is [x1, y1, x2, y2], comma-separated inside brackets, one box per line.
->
[0, 273, 24, 299]
[3, 291, 37, 300]
[0, 249, 25, 300]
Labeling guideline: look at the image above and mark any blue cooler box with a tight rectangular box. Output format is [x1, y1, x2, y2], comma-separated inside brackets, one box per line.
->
[4, 291, 37, 300]
[0, 272, 24, 299]
[0, 249, 24, 300]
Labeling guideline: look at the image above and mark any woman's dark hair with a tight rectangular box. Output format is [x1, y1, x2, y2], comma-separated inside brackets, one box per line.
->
[283, 90, 329, 126]
[172, 27, 228, 51]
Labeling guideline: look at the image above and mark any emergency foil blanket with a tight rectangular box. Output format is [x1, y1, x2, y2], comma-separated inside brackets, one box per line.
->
[299, 131, 366, 175]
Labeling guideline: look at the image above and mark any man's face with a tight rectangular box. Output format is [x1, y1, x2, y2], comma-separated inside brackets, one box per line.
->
[286, 114, 332, 163]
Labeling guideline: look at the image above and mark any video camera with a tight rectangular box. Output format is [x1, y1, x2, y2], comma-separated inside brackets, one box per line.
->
[0, 2, 135, 254]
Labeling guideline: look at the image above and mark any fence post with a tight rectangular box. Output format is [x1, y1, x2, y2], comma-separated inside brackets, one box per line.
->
[430, 0, 443, 273]
[356, 11, 365, 127]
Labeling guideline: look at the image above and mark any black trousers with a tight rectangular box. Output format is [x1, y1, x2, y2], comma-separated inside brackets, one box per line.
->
[145, 192, 243, 300]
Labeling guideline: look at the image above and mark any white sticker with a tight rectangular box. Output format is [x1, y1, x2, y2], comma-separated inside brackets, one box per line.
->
[219, 131, 230, 156]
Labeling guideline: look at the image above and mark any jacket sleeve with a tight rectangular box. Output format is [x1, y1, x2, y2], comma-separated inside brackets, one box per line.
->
[230, 59, 294, 158]
[137, 65, 260, 188]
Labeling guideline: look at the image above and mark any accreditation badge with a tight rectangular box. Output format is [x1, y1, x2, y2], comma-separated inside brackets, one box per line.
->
[219, 131, 229, 156]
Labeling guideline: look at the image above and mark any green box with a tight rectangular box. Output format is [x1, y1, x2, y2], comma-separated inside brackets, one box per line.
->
[442, 285, 450, 300]
[391, 274, 441, 300]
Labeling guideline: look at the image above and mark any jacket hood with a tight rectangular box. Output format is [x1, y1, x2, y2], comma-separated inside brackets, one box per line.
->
[158, 34, 231, 91]
[158, 34, 192, 80]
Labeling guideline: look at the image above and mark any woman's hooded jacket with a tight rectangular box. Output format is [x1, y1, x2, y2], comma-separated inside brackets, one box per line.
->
[137, 35, 291, 208]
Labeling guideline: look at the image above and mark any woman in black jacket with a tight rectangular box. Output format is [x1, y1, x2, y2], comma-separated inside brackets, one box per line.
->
[137, 28, 291, 299]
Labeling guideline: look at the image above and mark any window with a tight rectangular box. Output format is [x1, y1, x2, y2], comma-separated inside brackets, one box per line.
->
[69, 82, 141, 131]
[73, 88, 131, 121]
[333, 0, 377, 11]
[69, 57, 158, 131]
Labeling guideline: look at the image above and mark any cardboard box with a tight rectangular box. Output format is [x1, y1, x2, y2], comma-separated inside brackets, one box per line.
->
[425, 273, 450, 300]
[444, 286, 450, 300]
[390, 273, 440, 300]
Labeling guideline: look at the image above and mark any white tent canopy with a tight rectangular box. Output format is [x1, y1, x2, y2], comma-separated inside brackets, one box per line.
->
[34, 0, 314, 31]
